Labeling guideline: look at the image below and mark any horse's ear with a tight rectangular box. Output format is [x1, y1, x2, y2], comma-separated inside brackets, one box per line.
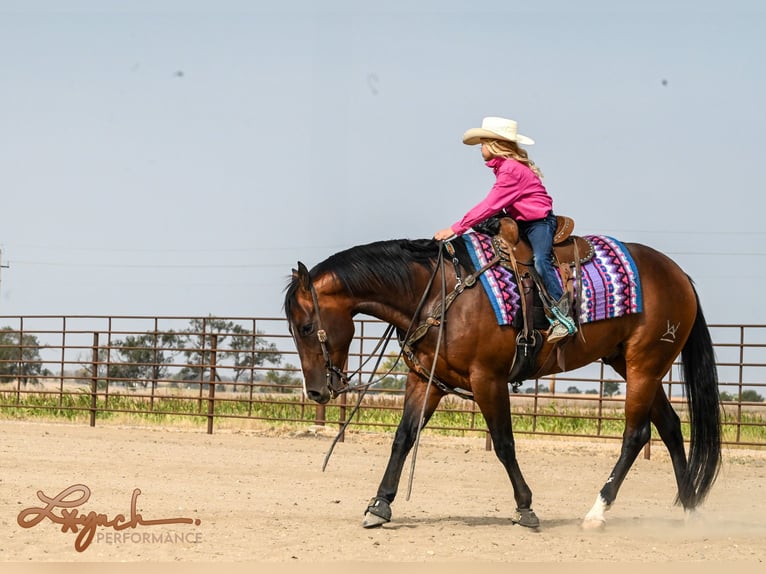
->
[296, 261, 311, 290]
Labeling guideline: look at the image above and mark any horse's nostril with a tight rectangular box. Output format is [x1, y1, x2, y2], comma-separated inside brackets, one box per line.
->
[306, 390, 325, 403]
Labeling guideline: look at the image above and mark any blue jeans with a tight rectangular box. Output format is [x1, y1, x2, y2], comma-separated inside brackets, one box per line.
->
[518, 213, 563, 302]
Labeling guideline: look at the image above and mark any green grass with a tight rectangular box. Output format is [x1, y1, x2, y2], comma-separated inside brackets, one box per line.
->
[1, 390, 764, 446]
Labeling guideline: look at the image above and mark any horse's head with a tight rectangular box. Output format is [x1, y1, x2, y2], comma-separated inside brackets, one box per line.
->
[284, 262, 356, 404]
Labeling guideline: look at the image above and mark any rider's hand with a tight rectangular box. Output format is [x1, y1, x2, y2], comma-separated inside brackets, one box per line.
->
[433, 227, 457, 241]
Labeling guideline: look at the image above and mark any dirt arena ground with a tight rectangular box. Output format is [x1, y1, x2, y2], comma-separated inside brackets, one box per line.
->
[1, 419, 764, 566]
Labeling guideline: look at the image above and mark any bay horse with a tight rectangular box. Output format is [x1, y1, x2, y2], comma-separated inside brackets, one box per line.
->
[283, 228, 721, 530]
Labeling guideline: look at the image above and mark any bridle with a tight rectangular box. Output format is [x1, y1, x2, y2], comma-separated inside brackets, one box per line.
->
[306, 278, 351, 398]
[303, 273, 399, 399]
[300, 243, 496, 401]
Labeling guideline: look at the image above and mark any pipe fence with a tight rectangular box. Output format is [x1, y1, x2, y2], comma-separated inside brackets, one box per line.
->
[0, 315, 764, 453]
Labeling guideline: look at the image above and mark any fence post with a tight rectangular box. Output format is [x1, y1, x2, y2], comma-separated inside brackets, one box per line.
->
[15, 320, 23, 404]
[207, 335, 217, 435]
[597, 362, 605, 436]
[151, 321, 159, 411]
[337, 392, 347, 443]
[59, 317, 67, 408]
[90, 332, 99, 428]
[737, 326, 745, 443]
[315, 403, 326, 426]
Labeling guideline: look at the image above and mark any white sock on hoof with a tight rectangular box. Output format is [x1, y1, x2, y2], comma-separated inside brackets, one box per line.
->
[582, 494, 610, 528]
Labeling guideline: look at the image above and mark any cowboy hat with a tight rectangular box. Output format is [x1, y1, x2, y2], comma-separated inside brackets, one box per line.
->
[462, 116, 535, 146]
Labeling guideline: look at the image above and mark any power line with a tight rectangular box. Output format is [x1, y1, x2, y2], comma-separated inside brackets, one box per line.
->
[3, 243, 343, 254]
[11, 260, 287, 269]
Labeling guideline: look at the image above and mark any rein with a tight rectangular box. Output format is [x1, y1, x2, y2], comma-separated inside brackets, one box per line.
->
[398, 240, 501, 402]
[309, 239, 501, 478]
[320, 329, 397, 472]
[401, 242, 500, 499]
[317, 248, 448, 472]
[405, 245, 448, 500]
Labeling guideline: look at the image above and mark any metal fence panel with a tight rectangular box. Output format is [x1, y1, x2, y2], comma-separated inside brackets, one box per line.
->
[0, 316, 763, 451]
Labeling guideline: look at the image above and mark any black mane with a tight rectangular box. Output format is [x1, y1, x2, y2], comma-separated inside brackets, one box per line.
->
[284, 238, 440, 314]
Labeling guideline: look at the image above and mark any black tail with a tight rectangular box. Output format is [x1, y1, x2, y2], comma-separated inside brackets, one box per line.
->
[677, 284, 722, 508]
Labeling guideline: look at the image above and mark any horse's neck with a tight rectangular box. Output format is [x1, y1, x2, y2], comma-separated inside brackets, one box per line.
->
[328, 261, 439, 331]
[350, 278, 432, 332]
[353, 298, 421, 332]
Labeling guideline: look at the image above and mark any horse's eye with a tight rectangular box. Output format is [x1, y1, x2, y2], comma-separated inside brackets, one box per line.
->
[300, 323, 315, 337]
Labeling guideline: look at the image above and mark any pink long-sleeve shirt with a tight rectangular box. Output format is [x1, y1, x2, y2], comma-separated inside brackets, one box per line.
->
[451, 157, 553, 235]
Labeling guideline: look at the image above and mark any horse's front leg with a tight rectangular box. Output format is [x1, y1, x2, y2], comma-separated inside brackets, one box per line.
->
[473, 376, 539, 528]
[363, 372, 444, 528]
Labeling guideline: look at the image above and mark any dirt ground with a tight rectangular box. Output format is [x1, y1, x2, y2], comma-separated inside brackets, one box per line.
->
[1, 419, 764, 565]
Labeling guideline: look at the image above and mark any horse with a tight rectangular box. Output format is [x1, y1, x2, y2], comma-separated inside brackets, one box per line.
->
[283, 227, 722, 530]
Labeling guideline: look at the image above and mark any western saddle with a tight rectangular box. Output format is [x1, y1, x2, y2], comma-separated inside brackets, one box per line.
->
[488, 215, 594, 388]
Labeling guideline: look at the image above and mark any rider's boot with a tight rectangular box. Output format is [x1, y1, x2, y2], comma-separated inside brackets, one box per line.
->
[547, 295, 577, 343]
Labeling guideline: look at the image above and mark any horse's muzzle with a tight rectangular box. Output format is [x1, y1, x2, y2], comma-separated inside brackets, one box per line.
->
[304, 364, 348, 404]
[306, 387, 331, 404]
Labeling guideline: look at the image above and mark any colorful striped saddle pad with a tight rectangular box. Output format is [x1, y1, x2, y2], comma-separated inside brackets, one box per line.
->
[462, 233, 643, 326]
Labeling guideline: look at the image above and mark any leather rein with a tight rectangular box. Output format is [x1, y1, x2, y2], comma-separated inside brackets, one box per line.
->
[397, 240, 501, 401]
[308, 240, 504, 479]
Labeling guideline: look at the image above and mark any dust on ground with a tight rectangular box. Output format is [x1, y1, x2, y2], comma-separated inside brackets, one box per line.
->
[1, 419, 764, 563]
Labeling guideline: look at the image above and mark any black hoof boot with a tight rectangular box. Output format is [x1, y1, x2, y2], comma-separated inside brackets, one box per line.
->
[362, 497, 391, 528]
[511, 507, 540, 529]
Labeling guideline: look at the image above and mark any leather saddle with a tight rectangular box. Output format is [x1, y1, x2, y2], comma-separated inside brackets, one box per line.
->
[478, 215, 591, 388]
[495, 215, 594, 268]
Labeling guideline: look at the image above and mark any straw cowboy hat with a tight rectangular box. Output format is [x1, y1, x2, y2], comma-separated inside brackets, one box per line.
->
[462, 116, 535, 146]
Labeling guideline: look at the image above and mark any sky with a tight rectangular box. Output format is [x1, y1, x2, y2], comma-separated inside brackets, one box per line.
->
[1, 0, 765, 326]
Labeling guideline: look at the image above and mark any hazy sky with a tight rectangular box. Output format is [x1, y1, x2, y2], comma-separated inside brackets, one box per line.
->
[1, 0, 764, 324]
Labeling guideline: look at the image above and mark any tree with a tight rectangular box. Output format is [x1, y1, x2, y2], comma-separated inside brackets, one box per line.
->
[177, 317, 281, 383]
[603, 381, 621, 397]
[372, 353, 408, 391]
[107, 331, 181, 389]
[264, 366, 302, 393]
[566, 386, 582, 394]
[524, 384, 549, 394]
[741, 389, 764, 402]
[0, 327, 44, 386]
[227, 326, 281, 386]
[720, 390, 763, 402]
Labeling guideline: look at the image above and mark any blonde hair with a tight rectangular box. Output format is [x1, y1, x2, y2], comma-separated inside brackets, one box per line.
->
[483, 139, 543, 179]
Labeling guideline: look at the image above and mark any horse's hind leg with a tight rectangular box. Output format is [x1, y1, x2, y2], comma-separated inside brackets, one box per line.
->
[583, 382, 688, 528]
[650, 389, 690, 508]
[583, 360, 657, 529]
[363, 372, 443, 528]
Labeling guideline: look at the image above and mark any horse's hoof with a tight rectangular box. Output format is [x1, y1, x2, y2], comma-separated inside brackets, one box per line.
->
[581, 517, 606, 530]
[511, 508, 540, 529]
[362, 511, 389, 528]
[362, 497, 391, 528]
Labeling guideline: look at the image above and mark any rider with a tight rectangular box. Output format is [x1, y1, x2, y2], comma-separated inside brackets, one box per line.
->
[433, 116, 576, 343]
